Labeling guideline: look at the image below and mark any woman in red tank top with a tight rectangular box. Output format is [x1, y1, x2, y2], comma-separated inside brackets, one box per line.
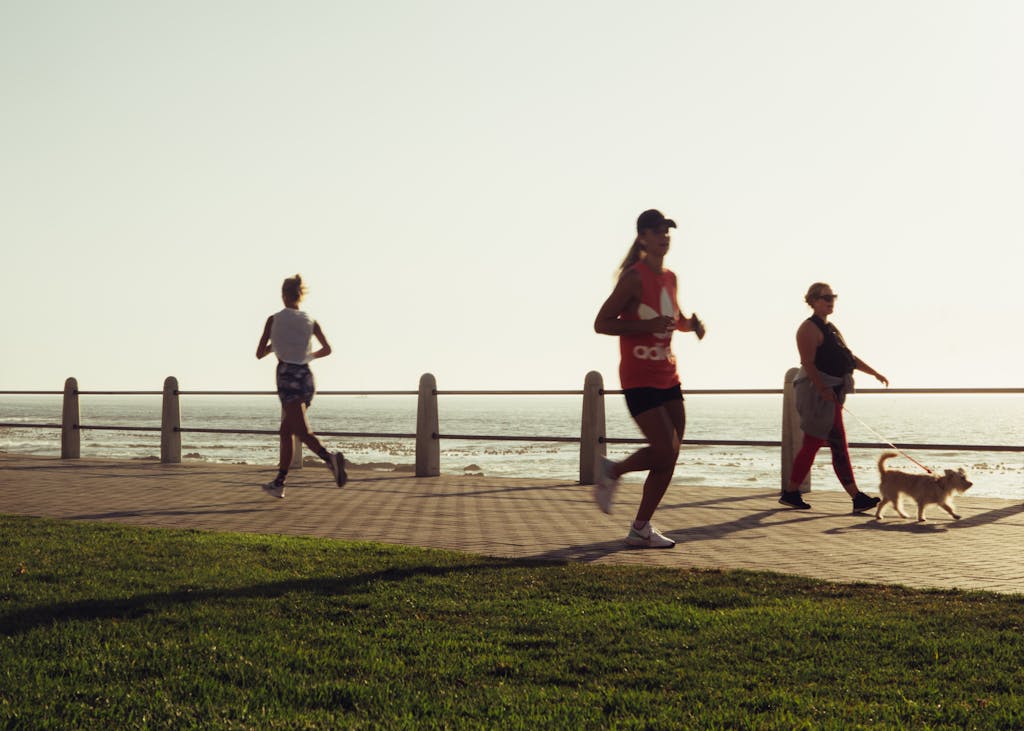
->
[593, 210, 705, 549]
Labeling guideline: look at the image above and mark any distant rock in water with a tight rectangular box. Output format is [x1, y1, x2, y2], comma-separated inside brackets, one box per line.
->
[464, 464, 483, 475]
[184, 452, 202, 459]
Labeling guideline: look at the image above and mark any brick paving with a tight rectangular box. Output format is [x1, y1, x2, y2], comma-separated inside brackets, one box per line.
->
[3, 453, 1023, 594]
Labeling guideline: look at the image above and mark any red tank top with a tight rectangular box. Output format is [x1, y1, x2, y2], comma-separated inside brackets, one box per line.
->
[618, 261, 681, 390]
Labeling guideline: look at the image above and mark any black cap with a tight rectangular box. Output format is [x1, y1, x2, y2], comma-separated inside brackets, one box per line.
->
[636, 209, 677, 233]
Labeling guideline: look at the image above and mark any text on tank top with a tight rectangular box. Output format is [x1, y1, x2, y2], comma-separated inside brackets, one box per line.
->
[618, 261, 681, 390]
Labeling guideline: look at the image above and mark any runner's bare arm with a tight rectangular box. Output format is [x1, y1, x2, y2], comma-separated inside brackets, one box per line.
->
[310, 322, 332, 360]
[256, 316, 274, 359]
[594, 270, 672, 336]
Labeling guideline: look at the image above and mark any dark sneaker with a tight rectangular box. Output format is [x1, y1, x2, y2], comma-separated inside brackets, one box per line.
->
[778, 491, 811, 509]
[262, 481, 285, 499]
[852, 492, 880, 513]
[330, 451, 348, 488]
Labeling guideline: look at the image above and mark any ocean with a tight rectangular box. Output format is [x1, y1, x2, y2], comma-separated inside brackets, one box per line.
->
[1, 393, 1021, 499]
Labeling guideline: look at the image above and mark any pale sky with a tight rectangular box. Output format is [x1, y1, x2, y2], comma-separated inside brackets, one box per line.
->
[2, 1, 1021, 393]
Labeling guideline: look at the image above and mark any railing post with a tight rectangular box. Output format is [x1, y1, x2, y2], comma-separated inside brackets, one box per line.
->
[782, 367, 810, 492]
[161, 376, 182, 464]
[579, 371, 606, 484]
[416, 373, 440, 477]
[61, 377, 80, 459]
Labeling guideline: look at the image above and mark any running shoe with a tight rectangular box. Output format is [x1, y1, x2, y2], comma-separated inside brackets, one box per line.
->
[593, 456, 619, 514]
[778, 491, 811, 509]
[262, 481, 285, 499]
[330, 451, 348, 488]
[625, 523, 676, 549]
[852, 492, 880, 513]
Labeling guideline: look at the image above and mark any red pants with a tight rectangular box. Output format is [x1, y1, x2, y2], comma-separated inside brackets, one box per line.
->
[790, 404, 855, 487]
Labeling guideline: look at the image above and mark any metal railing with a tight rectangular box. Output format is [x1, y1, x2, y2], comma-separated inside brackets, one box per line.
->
[1, 374, 1021, 488]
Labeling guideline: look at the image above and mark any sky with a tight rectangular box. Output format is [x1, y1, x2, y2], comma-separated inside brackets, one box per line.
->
[2, 0, 1022, 393]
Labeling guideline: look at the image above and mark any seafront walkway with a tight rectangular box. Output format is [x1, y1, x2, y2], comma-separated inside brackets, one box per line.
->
[3, 453, 1023, 594]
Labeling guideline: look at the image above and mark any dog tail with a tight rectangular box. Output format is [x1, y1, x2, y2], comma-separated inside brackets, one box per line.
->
[878, 451, 898, 477]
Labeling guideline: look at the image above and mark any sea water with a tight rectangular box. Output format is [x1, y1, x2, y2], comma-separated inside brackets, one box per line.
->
[1, 393, 1021, 498]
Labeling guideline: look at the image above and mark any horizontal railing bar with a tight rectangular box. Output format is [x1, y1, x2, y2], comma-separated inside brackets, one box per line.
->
[75, 391, 163, 396]
[438, 433, 581, 443]
[178, 391, 275, 396]
[437, 390, 584, 396]
[78, 425, 161, 433]
[604, 438, 782, 447]
[176, 427, 278, 436]
[319, 431, 417, 439]
[177, 390, 419, 396]
[853, 388, 1024, 395]
[0, 391, 63, 396]
[602, 387, 1024, 396]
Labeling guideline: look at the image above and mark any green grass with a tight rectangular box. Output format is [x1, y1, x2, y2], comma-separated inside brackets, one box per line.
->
[2, 515, 1023, 729]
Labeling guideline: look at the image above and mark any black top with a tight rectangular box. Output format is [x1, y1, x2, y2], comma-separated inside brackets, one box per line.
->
[808, 316, 856, 378]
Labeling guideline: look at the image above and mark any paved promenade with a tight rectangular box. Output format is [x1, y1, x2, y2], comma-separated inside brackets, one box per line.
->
[3, 453, 1023, 594]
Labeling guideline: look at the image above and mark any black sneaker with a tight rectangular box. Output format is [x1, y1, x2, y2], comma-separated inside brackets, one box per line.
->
[330, 451, 348, 488]
[852, 492, 880, 513]
[779, 491, 811, 509]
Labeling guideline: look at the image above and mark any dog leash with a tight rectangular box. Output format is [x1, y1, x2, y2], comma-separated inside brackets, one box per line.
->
[841, 405, 934, 474]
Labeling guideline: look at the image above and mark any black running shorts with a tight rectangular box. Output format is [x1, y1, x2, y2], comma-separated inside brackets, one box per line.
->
[276, 361, 315, 406]
[623, 384, 683, 418]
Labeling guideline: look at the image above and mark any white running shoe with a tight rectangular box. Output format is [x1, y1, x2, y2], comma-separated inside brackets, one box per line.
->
[593, 456, 619, 514]
[625, 523, 676, 549]
[262, 481, 285, 499]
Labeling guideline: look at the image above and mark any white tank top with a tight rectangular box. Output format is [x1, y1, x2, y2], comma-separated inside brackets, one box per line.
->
[270, 308, 315, 364]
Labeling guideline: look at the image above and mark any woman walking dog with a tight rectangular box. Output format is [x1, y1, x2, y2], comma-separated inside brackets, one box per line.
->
[780, 282, 887, 512]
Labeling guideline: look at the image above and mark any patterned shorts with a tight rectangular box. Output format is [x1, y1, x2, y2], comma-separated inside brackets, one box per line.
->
[276, 362, 315, 406]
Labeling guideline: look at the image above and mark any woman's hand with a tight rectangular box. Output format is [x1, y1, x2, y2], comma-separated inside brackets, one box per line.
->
[875, 373, 890, 387]
[689, 314, 706, 340]
[647, 315, 676, 334]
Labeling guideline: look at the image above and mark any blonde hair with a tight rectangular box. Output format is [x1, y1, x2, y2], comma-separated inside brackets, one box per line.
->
[804, 282, 831, 306]
[282, 274, 306, 303]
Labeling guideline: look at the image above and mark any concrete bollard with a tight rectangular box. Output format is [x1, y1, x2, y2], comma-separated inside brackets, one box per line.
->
[161, 376, 182, 464]
[579, 370, 606, 485]
[61, 377, 80, 459]
[416, 373, 440, 477]
[781, 367, 810, 492]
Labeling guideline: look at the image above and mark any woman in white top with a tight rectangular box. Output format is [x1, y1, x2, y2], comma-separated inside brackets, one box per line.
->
[256, 274, 346, 498]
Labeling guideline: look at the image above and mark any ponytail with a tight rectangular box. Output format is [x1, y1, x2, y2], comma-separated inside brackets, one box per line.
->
[616, 237, 645, 278]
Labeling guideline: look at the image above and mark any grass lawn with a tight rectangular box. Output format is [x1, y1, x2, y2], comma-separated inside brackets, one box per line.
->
[2, 514, 1023, 729]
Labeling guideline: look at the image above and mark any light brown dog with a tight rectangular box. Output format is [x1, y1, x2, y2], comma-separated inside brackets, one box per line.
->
[875, 452, 973, 522]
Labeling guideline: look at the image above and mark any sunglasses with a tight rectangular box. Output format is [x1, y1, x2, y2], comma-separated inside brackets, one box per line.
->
[817, 294, 838, 303]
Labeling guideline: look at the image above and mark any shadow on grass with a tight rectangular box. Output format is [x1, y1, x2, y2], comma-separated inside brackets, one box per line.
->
[0, 559, 543, 637]
[67, 504, 268, 521]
